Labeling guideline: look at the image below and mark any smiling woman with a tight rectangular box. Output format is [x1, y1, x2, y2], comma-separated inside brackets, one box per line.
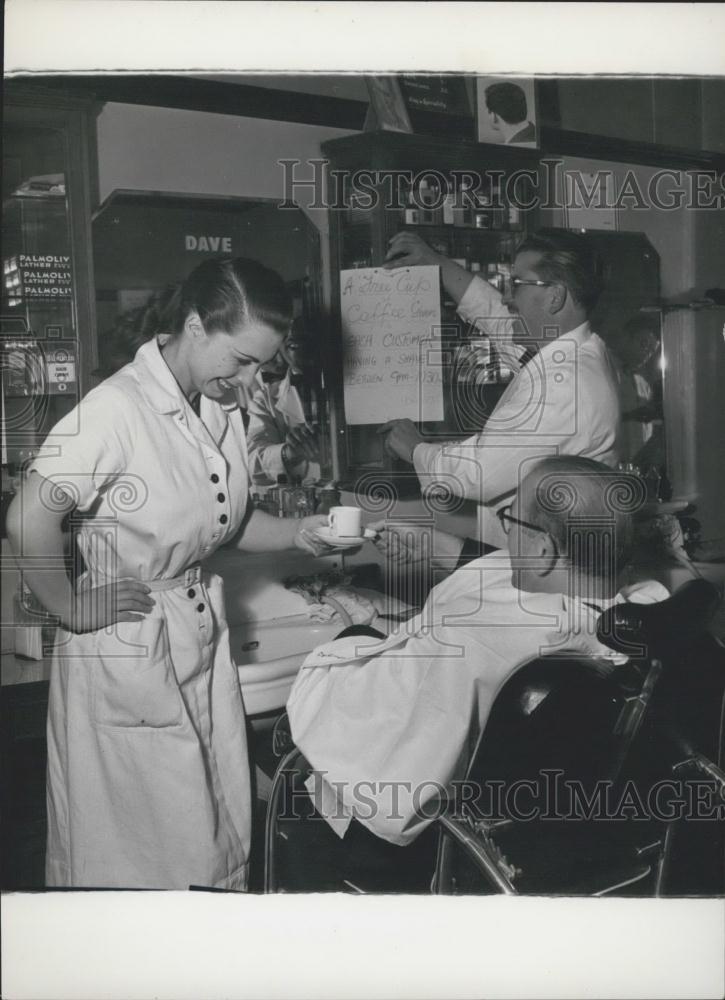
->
[5, 254, 337, 891]
[158, 257, 291, 403]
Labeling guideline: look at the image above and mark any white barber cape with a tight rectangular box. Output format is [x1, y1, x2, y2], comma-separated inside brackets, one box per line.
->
[31, 339, 253, 889]
[413, 276, 621, 546]
[287, 552, 668, 847]
[246, 371, 320, 484]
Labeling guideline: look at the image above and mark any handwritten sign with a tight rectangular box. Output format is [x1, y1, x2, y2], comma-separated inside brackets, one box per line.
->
[340, 266, 444, 425]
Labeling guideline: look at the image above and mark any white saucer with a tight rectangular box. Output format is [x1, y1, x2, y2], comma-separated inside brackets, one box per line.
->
[313, 526, 369, 548]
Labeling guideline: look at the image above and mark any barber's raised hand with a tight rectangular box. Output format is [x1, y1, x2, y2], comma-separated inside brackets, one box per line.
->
[283, 423, 320, 465]
[384, 232, 444, 269]
[65, 580, 155, 633]
[378, 418, 425, 464]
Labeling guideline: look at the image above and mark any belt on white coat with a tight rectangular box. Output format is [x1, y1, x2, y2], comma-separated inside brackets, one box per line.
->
[144, 563, 203, 592]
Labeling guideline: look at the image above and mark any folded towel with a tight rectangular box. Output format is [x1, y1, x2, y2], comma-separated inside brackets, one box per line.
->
[305, 587, 377, 627]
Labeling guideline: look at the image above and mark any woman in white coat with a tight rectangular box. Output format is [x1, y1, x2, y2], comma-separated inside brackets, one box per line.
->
[7, 257, 331, 890]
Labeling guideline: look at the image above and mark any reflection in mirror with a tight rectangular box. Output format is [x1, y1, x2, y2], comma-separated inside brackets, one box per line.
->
[575, 229, 667, 498]
[608, 309, 666, 492]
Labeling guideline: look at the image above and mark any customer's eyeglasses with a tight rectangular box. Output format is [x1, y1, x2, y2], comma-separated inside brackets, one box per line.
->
[501, 275, 554, 297]
[496, 503, 550, 537]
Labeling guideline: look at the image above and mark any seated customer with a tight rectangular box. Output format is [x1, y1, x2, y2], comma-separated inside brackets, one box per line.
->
[287, 455, 667, 847]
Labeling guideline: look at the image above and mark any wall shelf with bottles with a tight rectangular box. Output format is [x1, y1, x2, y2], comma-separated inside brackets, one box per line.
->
[321, 131, 539, 489]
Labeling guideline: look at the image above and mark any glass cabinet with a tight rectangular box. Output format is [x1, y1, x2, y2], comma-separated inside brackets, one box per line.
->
[1, 85, 99, 525]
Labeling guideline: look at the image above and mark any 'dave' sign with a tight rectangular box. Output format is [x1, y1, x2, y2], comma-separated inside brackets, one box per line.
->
[185, 235, 233, 252]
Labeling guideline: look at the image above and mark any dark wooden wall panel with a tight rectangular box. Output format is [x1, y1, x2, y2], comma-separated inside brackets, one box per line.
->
[554, 78, 655, 144]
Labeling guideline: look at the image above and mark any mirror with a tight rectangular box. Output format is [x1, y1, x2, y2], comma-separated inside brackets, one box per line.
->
[92, 191, 330, 479]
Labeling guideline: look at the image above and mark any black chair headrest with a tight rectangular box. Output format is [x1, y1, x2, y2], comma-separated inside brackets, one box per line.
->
[596, 579, 721, 657]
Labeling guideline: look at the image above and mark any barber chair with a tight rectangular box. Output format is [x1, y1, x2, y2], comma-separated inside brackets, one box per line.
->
[434, 579, 724, 896]
[263, 736, 439, 894]
[263, 581, 724, 896]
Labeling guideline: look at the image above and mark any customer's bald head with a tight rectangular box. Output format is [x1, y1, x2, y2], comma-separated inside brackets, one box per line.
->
[513, 455, 643, 590]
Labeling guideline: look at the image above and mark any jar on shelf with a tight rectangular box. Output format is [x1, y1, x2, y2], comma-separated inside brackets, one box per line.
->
[400, 179, 417, 225]
[418, 178, 440, 225]
[441, 192, 456, 225]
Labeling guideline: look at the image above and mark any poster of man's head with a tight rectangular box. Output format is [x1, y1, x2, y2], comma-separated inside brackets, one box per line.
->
[476, 77, 538, 147]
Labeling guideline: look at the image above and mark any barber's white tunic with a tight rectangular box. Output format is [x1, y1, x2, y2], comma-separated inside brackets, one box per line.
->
[287, 553, 667, 846]
[413, 277, 621, 546]
[31, 340, 252, 889]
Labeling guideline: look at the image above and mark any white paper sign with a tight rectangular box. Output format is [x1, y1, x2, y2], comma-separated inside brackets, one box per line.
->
[340, 265, 444, 425]
[563, 170, 619, 230]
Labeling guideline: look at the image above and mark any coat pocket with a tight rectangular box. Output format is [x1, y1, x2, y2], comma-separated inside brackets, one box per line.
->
[91, 616, 185, 729]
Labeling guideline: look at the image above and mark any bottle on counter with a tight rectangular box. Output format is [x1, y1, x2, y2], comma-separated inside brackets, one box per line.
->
[303, 485, 318, 514]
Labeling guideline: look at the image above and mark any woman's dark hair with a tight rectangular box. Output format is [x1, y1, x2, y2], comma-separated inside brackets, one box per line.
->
[516, 230, 604, 314]
[164, 257, 292, 339]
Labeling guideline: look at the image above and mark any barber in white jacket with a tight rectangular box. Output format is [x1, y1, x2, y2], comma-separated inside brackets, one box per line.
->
[380, 230, 621, 550]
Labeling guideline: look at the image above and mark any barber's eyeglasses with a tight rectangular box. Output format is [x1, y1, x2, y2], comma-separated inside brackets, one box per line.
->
[501, 275, 553, 297]
[497, 504, 549, 537]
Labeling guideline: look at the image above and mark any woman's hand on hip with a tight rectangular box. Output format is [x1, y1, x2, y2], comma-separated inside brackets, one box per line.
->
[66, 580, 155, 633]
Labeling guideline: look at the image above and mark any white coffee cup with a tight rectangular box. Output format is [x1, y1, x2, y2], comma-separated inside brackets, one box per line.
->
[328, 506, 362, 538]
